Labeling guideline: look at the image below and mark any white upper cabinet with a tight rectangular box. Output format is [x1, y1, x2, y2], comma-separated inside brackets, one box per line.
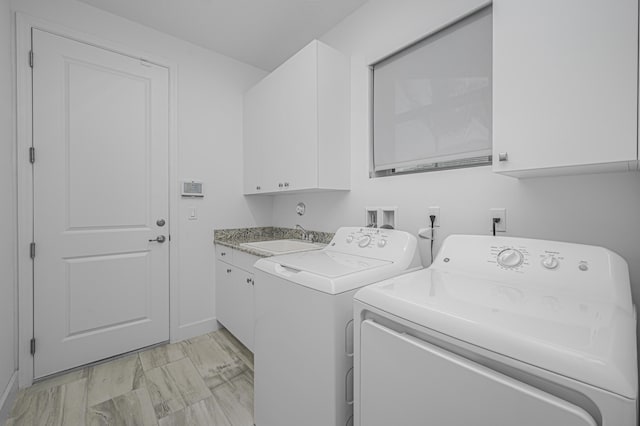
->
[243, 40, 350, 194]
[492, 0, 638, 177]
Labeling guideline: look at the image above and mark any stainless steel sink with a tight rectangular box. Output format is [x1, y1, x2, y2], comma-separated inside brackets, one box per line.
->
[240, 239, 323, 255]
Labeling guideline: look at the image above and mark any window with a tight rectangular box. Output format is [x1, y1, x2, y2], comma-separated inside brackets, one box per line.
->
[371, 7, 492, 176]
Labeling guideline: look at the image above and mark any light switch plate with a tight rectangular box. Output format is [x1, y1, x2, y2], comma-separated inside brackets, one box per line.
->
[188, 207, 197, 220]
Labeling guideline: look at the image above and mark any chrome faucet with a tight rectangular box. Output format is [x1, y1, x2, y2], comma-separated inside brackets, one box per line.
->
[295, 224, 312, 242]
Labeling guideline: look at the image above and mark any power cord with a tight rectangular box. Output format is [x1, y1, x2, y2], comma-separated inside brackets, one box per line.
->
[429, 214, 436, 263]
[492, 217, 501, 237]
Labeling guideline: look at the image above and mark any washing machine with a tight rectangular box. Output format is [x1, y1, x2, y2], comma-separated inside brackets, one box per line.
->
[253, 227, 422, 426]
[354, 235, 637, 426]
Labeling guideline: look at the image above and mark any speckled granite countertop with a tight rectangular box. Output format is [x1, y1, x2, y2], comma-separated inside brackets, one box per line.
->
[214, 226, 334, 257]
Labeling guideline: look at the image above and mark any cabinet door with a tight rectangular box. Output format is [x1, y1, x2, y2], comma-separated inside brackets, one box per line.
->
[215, 261, 254, 351]
[258, 69, 287, 192]
[242, 87, 262, 194]
[278, 41, 319, 191]
[263, 41, 319, 191]
[493, 0, 638, 176]
[244, 81, 268, 194]
[215, 260, 235, 328]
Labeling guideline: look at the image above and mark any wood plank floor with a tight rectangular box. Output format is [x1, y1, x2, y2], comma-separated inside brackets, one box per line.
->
[5, 329, 254, 426]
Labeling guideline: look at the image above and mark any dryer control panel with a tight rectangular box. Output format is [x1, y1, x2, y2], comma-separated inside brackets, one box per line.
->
[432, 235, 632, 314]
[490, 245, 568, 273]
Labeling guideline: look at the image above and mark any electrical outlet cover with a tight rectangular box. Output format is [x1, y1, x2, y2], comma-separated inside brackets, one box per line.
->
[428, 206, 440, 227]
[490, 208, 506, 232]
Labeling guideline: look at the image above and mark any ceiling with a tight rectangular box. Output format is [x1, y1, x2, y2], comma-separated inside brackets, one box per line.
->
[77, 0, 368, 71]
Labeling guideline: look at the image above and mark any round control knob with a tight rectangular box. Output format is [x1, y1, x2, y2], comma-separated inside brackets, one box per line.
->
[497, 248, 524, 268]
[358, 235, 372, 248]
[541, 255, 559, 270]
[346, 235, 354, 243]
[377, 239, 387, 248]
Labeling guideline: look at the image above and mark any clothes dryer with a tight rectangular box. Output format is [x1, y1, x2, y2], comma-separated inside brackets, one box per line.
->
[354, 235, 637, 426]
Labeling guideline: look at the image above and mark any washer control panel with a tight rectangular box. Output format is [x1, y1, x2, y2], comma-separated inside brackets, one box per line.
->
[328, 227, 417, 263]
[358, 234, 372, 248]
[342, 228, 388, 249]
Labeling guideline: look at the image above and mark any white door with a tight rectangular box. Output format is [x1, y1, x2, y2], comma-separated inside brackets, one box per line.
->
[32, 29, 170, 378]
[359, 320, 597, 426]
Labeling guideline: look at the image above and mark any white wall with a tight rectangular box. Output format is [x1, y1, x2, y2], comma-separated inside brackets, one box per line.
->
[11, 0, 272, 343]
[272, 0, 640, 310]
[0, 0, 17, 414]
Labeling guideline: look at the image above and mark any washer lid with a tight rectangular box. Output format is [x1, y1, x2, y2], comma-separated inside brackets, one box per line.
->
[254, 250, 411, 295]
[265, 250, 391, 278]
[355, 268, 638, 399]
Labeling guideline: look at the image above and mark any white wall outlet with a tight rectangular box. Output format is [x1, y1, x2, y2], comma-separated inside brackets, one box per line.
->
[428, 206, 440, 227]
[490, 208, 506, 232]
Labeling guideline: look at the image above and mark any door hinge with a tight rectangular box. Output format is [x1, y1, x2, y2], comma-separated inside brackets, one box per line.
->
[30, 242, 36, 259]
[30, 338, 36, 356]
[29, 50, 33, 68]
[29, 147, 35, 164]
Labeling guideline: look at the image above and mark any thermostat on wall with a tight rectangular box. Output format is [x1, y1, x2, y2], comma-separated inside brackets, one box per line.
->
[182, 180, 204, 197]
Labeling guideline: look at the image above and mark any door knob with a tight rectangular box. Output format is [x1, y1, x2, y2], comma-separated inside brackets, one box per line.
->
[149, 235, 166, 243]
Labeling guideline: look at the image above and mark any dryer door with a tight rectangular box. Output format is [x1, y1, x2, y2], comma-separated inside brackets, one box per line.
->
[358, 320, 597, 426]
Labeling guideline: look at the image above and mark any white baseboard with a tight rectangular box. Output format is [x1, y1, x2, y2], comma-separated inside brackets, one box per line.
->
[0, 371, 18, 424]
[173, 317, 219, 342]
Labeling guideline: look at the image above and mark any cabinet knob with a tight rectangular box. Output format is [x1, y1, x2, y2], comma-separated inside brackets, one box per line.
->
[226, 268, 232, 273]
[278, 183, 283, 188]
[246, 278, 251, 284]
[498, 152, 509, 162]
[221, 252, 226, 256]
[284, 182, 290, 188]
[256, 186, 261, 190]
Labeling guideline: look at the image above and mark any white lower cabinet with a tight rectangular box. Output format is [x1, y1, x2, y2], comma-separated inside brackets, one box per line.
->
[215, 247, 257, 351]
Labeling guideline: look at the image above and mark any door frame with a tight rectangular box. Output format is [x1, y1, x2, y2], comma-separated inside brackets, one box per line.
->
[15, 12, 180, 388]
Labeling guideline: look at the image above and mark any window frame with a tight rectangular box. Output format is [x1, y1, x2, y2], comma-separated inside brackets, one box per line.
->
[369, 5, 493, 178]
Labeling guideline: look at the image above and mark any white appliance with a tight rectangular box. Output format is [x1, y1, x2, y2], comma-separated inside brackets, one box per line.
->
[353, 235, 638, 426]
[253, 227, 422, 426]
